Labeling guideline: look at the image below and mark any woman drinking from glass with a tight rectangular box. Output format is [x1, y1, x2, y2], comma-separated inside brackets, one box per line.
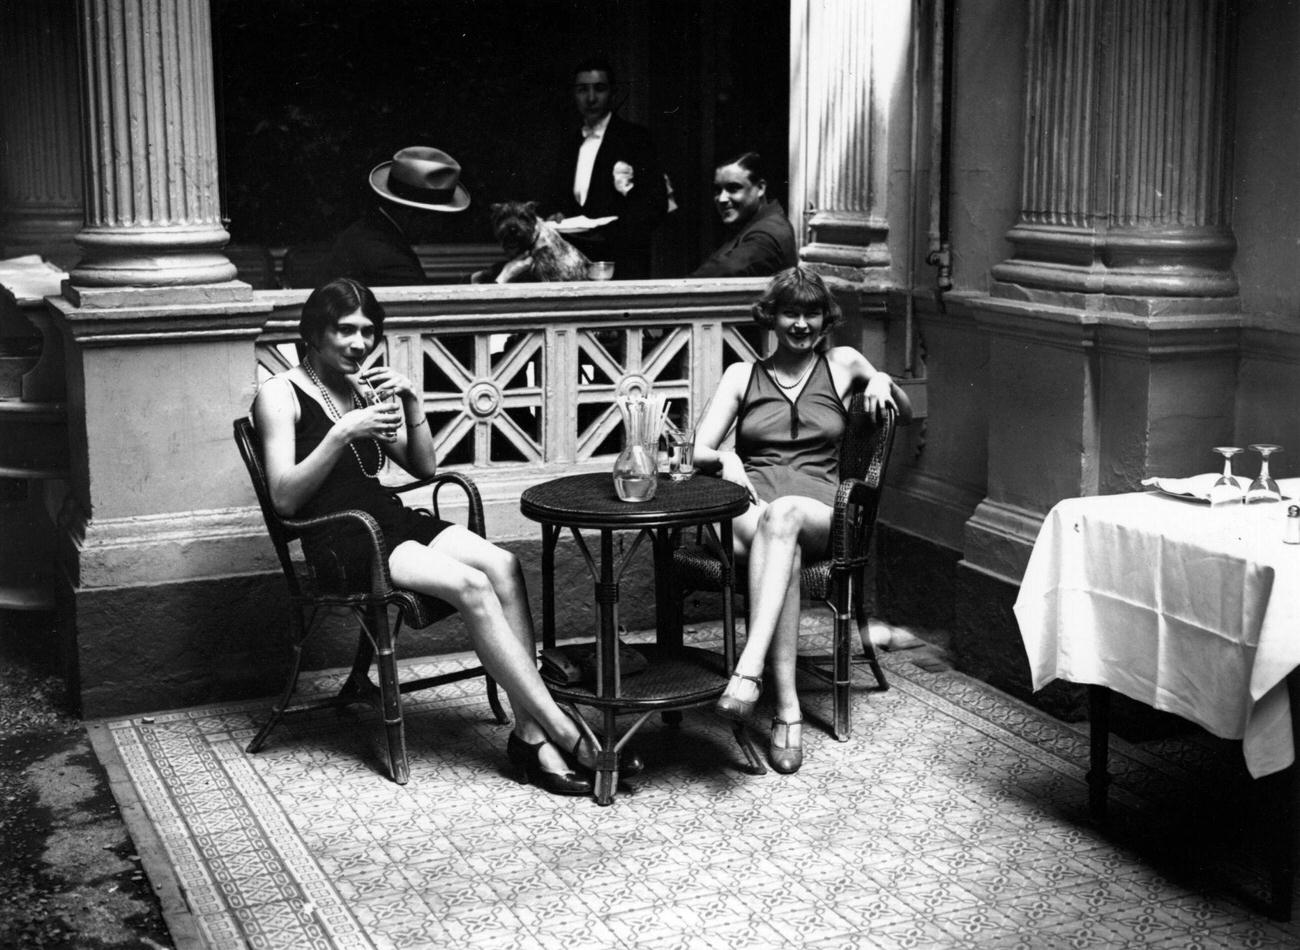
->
[252, 277, 611, 795]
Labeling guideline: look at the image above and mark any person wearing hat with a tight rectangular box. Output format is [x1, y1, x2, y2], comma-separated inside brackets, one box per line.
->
[539, 57, 667, 280]
[316, 146, 470, 287]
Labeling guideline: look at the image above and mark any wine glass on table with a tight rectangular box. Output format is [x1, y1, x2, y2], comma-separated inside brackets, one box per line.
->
[1246, 443, 1283, 504]
[1210, 446, 1244, 506]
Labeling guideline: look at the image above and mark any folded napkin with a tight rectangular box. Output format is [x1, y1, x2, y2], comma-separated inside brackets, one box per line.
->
[1140, 473, 1221, 502]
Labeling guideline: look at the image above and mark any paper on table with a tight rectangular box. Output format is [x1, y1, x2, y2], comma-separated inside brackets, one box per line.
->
[553, 215, 618, 233]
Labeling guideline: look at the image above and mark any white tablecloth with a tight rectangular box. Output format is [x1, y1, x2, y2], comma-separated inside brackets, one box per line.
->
[1014, 479, 1300, 777]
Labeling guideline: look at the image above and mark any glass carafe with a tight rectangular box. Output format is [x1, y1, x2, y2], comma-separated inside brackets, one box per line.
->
[613, 398, 658, 502]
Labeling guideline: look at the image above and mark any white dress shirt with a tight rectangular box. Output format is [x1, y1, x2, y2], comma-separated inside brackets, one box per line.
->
[573, 112, 611, 207]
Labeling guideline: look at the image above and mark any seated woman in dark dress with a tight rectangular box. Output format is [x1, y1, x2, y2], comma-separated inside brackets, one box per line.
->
[692, 266, 911, 773]
[691, 151, 797, 278]
[252, 277, 604, 796]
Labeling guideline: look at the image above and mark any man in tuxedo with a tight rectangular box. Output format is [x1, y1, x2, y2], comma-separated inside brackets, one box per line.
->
[541, 57, 667, 280]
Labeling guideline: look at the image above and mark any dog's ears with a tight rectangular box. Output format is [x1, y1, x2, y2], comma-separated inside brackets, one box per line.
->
[524, 201, 540, 215]
[490, 202, 505, 214]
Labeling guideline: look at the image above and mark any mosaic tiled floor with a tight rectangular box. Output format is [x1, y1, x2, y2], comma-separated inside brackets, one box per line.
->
[89, 620, 1300, 949]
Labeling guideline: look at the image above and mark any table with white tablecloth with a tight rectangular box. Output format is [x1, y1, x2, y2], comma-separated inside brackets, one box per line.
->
[1014, 478, 1300, 917]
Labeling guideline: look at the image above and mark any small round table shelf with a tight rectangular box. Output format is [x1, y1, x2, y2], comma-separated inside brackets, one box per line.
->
[540, 643, 729, 710]
[520, 471, 754, 804]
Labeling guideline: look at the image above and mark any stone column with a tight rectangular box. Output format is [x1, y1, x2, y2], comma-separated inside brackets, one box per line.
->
[47, 0, 275, 715]
[953, 0, 1242, 691]
[992, 0, 1237, 307]
[0, 0, 84, 270]
[789, 0, 906, 286]
[71, 0, 235, 288]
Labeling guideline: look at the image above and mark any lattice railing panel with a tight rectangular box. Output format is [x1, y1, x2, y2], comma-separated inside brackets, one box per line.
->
[253, 282, 769, 475]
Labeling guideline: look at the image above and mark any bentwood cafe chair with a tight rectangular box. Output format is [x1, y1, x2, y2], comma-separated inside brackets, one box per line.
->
[233, 417, 507, 784]
[671, 397, 899, 741]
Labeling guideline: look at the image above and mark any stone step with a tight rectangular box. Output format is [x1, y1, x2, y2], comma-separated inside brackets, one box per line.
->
[0, 497, 55, 612]
[0, 354, 36, 398]
[0, 584, 55, 611]
[0, 398, 68, 478]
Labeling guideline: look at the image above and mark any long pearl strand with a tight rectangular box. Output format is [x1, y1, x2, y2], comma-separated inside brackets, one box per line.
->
[301, 357, 383, 478]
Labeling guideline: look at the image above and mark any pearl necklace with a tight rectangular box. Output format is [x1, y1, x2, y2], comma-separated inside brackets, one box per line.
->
[301, 357, 383, 479]
[770, 355, 817, 391]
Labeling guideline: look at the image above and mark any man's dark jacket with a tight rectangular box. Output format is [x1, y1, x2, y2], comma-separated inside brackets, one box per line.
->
[692, 201, 797, 278]
[543, 114, 667, 280]
[316, 206, 427, 287]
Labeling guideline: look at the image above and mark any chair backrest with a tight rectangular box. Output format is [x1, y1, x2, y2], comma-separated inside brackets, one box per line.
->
[829, 395, 898, 567]
[838, 393, 898, 489]
[233, 416, 303, 594]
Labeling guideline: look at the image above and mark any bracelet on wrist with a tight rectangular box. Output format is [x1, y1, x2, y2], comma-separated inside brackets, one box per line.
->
[408, 416, 428, 428]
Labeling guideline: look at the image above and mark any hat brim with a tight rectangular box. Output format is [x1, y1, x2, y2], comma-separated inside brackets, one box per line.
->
[369, 162, 470, 212]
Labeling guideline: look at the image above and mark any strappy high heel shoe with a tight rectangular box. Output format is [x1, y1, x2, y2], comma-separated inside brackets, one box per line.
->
[507, 733, 593, 796]
[715, 672, 763, 721]
[769, 717, 803, 774]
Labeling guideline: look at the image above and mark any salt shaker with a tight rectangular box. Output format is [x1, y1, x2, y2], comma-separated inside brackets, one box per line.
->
[1286, 505, 1300, 544]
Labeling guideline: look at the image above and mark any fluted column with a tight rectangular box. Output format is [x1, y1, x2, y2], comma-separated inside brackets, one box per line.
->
[992, 0, 1238, 309]
[955, 0, 1244, 592]
[790, 0, 904, 285]
[71, 0, 235, 288]
[0, 0, 84, 269]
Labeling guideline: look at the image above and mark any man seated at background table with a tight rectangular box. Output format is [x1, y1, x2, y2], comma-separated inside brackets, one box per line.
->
[316, 146, 470, 287]
[692, 151, 796, 279]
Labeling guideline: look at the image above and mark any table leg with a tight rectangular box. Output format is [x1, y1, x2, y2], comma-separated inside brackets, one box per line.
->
[596, 530, 618, 699]
[718, 519, 737, 672]
[1267, 672, 1300, 921]
[652, 527, 681, 653]
[1260, 765, 1295, 921]
[1087, 685, 1111, 822]
[594, 705, 621, 807]
[541, 524, 558, 650]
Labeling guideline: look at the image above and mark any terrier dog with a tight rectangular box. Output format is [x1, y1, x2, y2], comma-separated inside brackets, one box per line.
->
[489, 200, 591, 283]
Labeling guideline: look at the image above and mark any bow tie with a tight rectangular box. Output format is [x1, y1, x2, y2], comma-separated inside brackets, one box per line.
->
[581, 126, 603, 140]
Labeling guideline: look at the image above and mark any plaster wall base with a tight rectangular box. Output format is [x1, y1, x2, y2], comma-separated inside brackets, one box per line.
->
[61, 529, 724, 718]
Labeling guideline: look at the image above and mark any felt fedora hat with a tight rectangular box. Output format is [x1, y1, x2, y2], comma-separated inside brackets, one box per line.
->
[369, 146, 470, 212]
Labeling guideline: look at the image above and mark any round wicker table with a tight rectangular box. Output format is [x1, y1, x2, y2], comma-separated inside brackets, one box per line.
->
[520, 471, 758, 804]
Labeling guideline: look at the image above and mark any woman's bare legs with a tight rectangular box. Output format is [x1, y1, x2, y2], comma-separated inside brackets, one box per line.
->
[725, 497, 831, 722]
[389, 526, 583, 773]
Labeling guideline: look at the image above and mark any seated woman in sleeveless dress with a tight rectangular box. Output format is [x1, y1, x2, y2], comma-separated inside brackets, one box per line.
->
[692, 266, 911, 773]
[253, 277, 615, 796]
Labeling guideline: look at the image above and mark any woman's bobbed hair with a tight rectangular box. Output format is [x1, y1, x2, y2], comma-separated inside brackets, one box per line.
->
[750, 266, 842, 338]
[298, 277, 386, 344]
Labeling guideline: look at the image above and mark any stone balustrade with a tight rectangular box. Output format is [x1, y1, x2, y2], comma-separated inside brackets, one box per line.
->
[253, 279, 772, 539]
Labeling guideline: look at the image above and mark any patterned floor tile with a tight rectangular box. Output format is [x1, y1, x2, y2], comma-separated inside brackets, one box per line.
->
[91, 620, 1300, 949]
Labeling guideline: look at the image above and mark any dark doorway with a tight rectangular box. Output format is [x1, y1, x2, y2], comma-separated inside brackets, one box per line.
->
[213, 0, 788, 279]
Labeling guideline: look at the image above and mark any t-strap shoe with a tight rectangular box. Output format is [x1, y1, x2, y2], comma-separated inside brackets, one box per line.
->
[507, 733, 593, 797]
[715, 672, 763, 721]
[769, 717, 804, 774]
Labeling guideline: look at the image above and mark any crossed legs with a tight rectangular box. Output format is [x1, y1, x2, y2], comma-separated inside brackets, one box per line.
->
[721, 496, 832, 767]
[389, 525, 583, 775]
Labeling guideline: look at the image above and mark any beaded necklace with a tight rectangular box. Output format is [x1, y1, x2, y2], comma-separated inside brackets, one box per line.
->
[770, 354, 817, 391]
[301, 356, 383, 479]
